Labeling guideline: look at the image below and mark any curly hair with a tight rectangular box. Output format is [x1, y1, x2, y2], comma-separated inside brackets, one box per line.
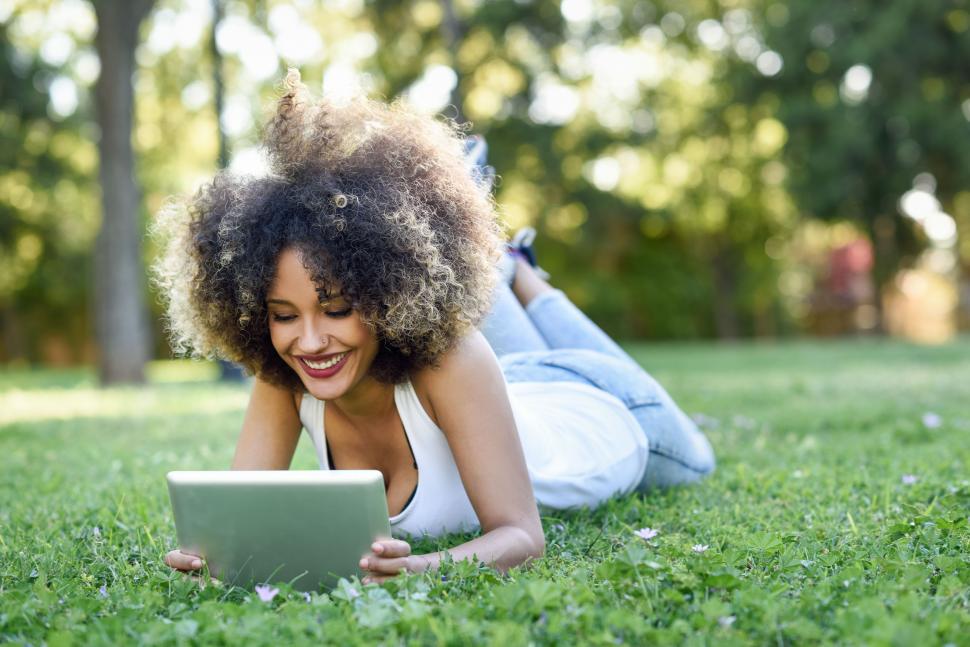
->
[152, 70, 502, 390]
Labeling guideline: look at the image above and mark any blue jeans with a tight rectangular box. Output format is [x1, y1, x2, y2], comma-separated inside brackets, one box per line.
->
[479, 283, 715, 489]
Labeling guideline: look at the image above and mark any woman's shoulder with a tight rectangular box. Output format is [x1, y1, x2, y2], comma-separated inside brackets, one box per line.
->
[412, 330, 497, 384]
[410, 331, 504, 421]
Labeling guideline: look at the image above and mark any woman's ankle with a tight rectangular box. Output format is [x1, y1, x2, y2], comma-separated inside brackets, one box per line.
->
[512, 258, 553, 306]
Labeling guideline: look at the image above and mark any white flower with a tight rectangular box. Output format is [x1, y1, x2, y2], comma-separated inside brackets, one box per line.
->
[718, 615, 736, 628]
[692, 544, 709, 553]
[634, 527, 659, 541]
[254, 584, 279, 602]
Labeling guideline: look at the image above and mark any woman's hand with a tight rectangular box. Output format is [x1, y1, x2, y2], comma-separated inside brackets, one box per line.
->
[359, 539, 427, 584]
[163, 549, 204, 573]
[164, 549, 220, 587]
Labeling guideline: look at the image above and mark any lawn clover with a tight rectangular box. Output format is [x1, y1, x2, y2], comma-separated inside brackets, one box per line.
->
[692, 544, 709, 553]
[922, 412, 942, 429]
[254, 584, 279, 602]
[634, 527, 659, 541]
[732, 415, 757, 430]
[901, 474, 918, 485]
[690, 413, 721, 429]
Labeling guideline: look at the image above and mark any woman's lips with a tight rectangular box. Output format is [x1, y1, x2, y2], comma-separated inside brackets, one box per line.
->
[297, 352, 350, 379]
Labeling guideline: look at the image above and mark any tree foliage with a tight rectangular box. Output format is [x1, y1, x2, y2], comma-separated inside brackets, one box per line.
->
[732, 0, 970, 294]
[0, 17, 98, 363]
[1, 0, 968, 364]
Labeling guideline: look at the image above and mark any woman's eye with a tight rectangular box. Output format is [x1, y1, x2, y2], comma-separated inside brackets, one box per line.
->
[270, 307, 351, 321]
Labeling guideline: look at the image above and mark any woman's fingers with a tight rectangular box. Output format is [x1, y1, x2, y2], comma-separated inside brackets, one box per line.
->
[164, 549, 204, 572]
[369, 539, 411, 558]
[359, 555, 411, 575]
[359, 539, 417, 583]
[359, 539, 411, 580]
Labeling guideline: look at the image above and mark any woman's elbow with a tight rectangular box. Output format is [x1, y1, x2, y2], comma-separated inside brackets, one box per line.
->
[499, 524, 545, 570]
[531, 532, 546, 560]
[525, 525, 545, 561]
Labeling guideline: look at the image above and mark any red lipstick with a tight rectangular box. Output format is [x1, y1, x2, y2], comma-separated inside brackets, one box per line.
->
[297, 352, 350, 379]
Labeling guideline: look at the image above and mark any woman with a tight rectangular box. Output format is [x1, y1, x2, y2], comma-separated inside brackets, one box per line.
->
[156, 71, 714, 584]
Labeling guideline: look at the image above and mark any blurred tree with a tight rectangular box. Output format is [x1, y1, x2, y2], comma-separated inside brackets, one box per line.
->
[91, 0, 156, 383]
[733, 0, 970, 325]
[209, 0, 245, 381]
[210, 0, 228, 171]
[439, 0, 466, 121]
[14, 0, 963, 364]
[0, 16, 98, 365]
[364, 0, 796, 339]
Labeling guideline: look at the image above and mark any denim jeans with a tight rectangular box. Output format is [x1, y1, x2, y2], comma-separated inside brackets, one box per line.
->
[479, 283, 715, 489]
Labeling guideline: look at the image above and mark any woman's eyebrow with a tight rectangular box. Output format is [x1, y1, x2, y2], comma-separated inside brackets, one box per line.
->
[265, 298, 293, 306]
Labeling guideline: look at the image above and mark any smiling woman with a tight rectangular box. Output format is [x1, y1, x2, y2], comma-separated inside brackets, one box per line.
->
[152, 69, 714, 584]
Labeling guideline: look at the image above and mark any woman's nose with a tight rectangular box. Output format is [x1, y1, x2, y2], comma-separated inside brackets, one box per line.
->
[298, 318, 329, 353]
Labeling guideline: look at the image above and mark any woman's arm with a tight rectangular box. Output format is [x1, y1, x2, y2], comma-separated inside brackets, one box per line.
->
[165, 376, 302, 573]
[231, 376, 303, 470]
[360, 331, 545, 581]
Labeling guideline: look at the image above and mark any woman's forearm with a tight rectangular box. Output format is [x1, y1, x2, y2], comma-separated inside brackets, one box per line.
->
[414, 525, 545, 574]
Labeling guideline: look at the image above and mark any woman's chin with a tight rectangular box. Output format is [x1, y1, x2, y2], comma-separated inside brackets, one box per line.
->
[301, 377, 350, 401]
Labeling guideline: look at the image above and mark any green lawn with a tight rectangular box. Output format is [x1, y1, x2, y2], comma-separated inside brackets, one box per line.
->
[2, 338, 969, 645]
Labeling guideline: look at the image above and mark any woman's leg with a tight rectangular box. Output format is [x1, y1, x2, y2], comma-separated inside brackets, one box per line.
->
[500, 348, 715, 487]
[502, 348, 715, 488]
[511, 259, 637, 367]
[628, 374, 716, 489]
[479, 276, 550, 357]
[507, 260, 715, 487]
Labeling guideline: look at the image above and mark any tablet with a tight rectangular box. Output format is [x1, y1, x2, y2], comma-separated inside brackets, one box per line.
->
[167, 470, 391, 591]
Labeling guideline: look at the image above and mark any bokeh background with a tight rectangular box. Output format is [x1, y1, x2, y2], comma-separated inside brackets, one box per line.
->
[2, 0, 969, 384]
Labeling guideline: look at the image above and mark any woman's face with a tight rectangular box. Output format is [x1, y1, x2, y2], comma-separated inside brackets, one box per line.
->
[266, 248, 379, 401]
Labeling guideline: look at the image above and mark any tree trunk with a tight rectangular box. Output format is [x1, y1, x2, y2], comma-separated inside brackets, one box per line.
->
[710, 242, 740, 340]
[439, 0, 465, 123]
[210, 0, 229, 169]
[0, 304, 27, 362]
[92, 0, 155, 384]
[866, 213, 898, 334]
[210, 0, 245, 382]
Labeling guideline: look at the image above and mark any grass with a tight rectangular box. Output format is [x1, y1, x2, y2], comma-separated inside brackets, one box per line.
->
[1, 338, 969, 645]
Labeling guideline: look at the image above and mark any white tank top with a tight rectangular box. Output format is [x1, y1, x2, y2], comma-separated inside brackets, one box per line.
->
[299, 379, 647, 538]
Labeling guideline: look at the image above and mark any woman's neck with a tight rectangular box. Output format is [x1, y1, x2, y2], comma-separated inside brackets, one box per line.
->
[331, 374, 397, 422]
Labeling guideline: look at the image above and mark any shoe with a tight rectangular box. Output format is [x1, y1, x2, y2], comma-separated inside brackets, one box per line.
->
[463, 135, 496, 194]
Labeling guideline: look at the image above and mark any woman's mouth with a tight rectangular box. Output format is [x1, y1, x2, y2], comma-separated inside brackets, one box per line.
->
[297, 351, 350, 379]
